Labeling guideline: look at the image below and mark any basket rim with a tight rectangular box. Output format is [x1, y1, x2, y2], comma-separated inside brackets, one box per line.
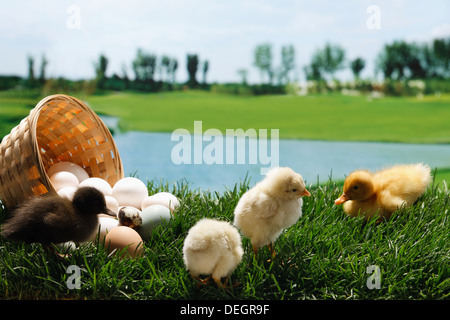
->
[29, 94, 124, 193]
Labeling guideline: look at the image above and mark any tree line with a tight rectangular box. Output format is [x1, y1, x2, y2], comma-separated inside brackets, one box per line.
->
[0, 37, 448, 96]
[250, 38, 450, 84]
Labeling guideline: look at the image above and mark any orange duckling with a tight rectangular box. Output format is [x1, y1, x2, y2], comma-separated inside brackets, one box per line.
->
[335, 163, 432, 220]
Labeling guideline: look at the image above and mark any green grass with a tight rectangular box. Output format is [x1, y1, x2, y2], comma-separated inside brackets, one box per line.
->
[83, 91, 450, 143]
[434, 168, 450, 188]
[1, 177, 449, 300]
[0, 97, 36, 138]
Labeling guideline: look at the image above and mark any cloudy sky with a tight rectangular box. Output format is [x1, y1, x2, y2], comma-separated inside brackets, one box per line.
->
[1, 0, 449, 83]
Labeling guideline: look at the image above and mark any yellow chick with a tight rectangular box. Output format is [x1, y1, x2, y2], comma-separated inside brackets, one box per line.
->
[182, 218, 243, 288]
[233, 167, 310, 257]
[335, 163, 432, 220]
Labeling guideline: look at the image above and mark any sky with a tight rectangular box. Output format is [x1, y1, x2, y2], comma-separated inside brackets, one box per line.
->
[1, 0, 449, 84]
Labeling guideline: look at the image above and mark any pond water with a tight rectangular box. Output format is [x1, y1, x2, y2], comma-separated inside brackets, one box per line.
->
[109, 128, 450, 193]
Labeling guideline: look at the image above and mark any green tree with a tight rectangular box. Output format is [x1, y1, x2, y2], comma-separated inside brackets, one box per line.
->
[319, 42, 346, 80]
[376, 41, 418, 80]
[432, 38, 450, 78]
[39, 54, 48, 84]
[202, 60, 209, 85]
[132, 48, 157, 83]
[376, 38, 450, 81]
[26, 55, 35, 88]
[303, 61, 322, 81]
[237, 68, 248, 85]
[305, 43, 345, 82]
[161, 55, 171, 82]
[350, 57, 365, 80]
[280, 44, 296, 83]
[94, 54, 108, 89]
[254, 43, 273, 84]
[186, 54, 199, 88]
[121, 63, 130, 89]
[170, 58, 178, 84]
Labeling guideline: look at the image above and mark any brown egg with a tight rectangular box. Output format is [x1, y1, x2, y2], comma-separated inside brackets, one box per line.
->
[104, 226, 144, 259]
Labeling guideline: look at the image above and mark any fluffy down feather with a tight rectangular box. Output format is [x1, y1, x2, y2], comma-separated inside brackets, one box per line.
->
[0, 187, 109, 244]
[182, 218, 243, 288]
[335, 163, 432, 220]
[233, 167, 310, 255]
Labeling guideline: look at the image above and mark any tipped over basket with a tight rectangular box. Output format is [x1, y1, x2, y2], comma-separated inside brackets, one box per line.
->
[0, 94, 124, 210]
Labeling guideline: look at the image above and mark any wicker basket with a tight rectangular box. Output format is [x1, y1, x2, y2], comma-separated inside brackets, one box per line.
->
[0, 94, 124, 210]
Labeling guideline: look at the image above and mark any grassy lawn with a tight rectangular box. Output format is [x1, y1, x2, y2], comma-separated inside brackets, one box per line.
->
[0, 97, 36, 138]
[1, 179, 448, 300]
[1, 90, 450, 143]
[83, 91, 450, 143]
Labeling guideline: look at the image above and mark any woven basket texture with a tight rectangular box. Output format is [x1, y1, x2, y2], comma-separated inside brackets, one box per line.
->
[0, 94, 124, 210]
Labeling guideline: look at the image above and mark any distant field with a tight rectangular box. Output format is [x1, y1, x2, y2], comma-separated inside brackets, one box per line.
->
[0, 97, 35, 138]
[1, 90, 450, 143]
[83, 91, 450, 143]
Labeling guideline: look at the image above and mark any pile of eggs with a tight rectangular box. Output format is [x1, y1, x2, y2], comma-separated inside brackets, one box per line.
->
[48, 161, 180, 258]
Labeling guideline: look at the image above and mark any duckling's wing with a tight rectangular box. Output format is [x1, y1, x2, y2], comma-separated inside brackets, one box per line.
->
[378, 190, 407, 213]
[376, 163, 431, 203]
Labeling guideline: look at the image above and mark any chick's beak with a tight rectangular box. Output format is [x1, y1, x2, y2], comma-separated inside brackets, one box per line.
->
[300, 189, 311, 197]
[335, 193, 349, 205]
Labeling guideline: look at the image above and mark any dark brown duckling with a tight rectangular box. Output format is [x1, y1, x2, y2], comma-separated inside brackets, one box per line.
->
[1, 187, 112, 244]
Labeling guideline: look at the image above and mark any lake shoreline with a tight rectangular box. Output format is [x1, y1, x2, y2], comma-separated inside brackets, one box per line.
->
[109, 129, 450, 193]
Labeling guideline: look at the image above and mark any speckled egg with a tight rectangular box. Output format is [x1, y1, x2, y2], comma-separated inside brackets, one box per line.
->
[117, 206, 142, 230]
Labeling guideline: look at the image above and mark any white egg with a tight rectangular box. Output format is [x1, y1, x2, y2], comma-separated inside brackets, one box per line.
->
[105, 196, 119, 214]
[138, 205, 172, 240]
[57, 186, 77, 200]
[54, 241, 77, 253]
[141, 192, 180, 212]
[112, 177, 148, 209]
[50, 171, 79, 191]
[47, 161, 89, 183]
[79, 177, 112, 196]
[87, 217, 119, 242]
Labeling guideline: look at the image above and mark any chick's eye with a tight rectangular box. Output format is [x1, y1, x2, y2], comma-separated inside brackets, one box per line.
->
[353, 185, 359, 190]
[292, 188, 297, 192]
